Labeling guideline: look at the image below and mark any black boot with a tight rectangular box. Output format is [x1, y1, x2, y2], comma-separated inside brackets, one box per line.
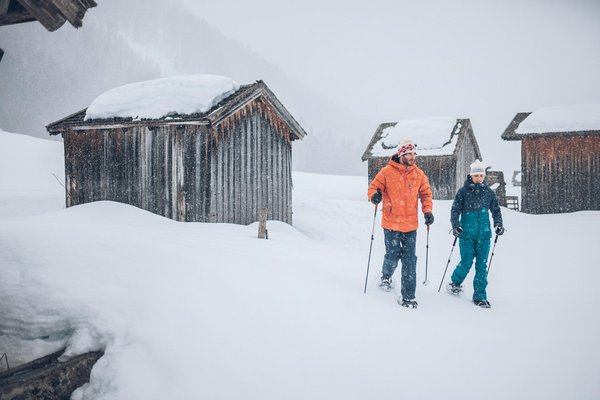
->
[474, 299, 491, 308]
[398, 298, 418, 308]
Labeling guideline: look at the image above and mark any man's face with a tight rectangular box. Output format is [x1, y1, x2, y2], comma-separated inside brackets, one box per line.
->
[400, 152, 416, 166]
[471, 173, 485, 184]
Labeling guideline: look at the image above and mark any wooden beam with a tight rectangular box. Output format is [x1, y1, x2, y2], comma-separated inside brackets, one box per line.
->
[0, 10, 36, 26]
[49, 0, 96, 28]
[16, 0, 67, 31]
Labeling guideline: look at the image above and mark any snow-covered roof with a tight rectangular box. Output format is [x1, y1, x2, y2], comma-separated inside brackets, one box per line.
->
[366, 117, 461, 159]
[503, 103, 600, 140]
[515, 103, 600, 134]
[84, 75, 240, 121]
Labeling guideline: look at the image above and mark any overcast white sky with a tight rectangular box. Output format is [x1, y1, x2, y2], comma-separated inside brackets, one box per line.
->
[182, 0, 600, 173]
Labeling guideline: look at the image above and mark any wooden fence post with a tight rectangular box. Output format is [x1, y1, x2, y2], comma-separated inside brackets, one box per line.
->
[258, 208, 268, 239]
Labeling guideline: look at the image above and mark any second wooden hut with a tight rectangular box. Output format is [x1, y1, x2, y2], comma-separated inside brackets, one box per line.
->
[362, 118, 482, 200]
[502, 104, 600, 214]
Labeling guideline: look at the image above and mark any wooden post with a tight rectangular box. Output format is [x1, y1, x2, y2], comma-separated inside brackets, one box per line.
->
[258, 208, 268, 239]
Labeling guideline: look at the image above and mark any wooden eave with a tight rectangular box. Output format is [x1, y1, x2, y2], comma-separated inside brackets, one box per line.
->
[46, 109, 211, 135]
[453, 118, 482, 160]
[207, 80, 306, 141]
[502, 112, 600, 141]
[501, 112, 531, 141]
[361, 122, 396, 161]
[47, 80, 308, 141]
[0, 0, 97, 31]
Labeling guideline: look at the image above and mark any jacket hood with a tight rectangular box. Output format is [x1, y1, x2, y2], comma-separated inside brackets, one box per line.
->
[463, 175, 487, 189]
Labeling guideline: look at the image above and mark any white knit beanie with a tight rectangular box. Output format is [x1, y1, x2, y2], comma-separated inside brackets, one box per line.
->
[469, 160, 486, 175]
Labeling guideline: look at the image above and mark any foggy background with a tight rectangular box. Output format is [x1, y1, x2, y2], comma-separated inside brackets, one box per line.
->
[1, 0, 599, 176]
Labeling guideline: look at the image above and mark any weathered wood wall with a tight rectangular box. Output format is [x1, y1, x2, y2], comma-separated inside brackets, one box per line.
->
[209, 99, 292, 224]
[485, 171, 507, 207]
[63, 101, 293, 224]
[64, 124, 212, 222]
[521, 135, 600, 214]
[454, 122, 480, 193]
[417, 156, 456, 200]
[367, 158, 388, 185]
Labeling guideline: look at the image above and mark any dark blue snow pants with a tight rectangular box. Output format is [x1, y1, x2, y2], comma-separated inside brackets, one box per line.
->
[381, 229, 417, 300]
[450, 237, 491, 301]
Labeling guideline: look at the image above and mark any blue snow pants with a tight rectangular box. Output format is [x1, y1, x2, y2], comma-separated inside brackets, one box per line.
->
[450, 237, 491, 300]
[381, 229, 417, 300]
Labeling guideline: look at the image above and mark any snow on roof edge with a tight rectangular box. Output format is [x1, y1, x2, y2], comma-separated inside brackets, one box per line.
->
[515, 103, 600, 134]
[84, 75, 241, 121]
[370, 117, 460, 158]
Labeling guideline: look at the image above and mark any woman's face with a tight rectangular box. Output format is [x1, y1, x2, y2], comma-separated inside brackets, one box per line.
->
[471, 173, 485, 184]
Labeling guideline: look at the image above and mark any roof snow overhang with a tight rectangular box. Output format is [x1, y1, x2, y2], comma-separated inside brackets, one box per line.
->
[46, 81, 307, 141]
[361, 118, 479, 161]
[502, 112, 600, 141]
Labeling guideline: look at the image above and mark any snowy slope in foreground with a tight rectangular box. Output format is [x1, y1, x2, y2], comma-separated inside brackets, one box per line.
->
[0, 132, 599, 400]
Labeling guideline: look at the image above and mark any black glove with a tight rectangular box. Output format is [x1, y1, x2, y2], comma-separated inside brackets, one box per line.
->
[370, 189, 382, 205]
[495, 225, 505, 236]
[424, 212, 434, 225]
[452, 226, 463, 238]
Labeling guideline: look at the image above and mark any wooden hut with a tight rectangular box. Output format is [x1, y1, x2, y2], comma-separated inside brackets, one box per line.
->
[47, 79, 306, 225]
[0, 0, 96, 31]
[502, 104, 600, 214]
[362, 118, 482, 200]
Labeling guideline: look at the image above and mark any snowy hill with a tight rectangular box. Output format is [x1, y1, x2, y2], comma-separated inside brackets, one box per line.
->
[0, 130, 599, 400]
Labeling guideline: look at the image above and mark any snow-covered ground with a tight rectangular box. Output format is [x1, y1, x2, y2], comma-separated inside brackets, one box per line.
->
[1, 129, 598, 400]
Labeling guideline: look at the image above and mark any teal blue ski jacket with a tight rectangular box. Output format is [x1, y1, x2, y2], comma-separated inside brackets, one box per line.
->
[450, 177, 503, 240]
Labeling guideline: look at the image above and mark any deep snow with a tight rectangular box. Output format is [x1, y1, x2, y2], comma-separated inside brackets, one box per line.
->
[0, 130, 598, 400]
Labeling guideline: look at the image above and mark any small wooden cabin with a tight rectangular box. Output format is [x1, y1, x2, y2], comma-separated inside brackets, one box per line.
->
[502, 106, 600, 214]
[47, 80, 306, 225]
[362, 118, 482, 200]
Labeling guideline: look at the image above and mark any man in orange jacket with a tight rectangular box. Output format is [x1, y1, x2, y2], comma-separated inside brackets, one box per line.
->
[367, 139, 434, 308]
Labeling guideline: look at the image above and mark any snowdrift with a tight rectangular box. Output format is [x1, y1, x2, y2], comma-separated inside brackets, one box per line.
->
[0, 130, 598, 400]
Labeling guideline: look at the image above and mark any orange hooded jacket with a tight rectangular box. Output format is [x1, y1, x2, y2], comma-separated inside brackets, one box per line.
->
[367, 158, 433, 232]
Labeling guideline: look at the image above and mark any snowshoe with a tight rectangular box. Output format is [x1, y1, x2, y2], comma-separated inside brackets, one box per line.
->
[378, 277, 394, 292]
[474, 300, 491, 308]
[447, 282, 463, 295]
[398, 298, 418, 308]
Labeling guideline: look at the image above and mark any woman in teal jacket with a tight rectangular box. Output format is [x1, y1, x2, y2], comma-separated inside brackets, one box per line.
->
[448, 160, 504, 308]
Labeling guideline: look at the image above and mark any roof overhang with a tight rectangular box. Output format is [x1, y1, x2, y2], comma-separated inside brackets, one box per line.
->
[0, 0, 97, 31]
[502, 112, 600, 140]
[46, 81, 307, 141]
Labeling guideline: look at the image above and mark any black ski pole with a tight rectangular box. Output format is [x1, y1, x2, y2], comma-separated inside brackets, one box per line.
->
[487, 235, 499, 274]
[422, 224, 430, 286]
[364, 203, 379, 294]
[437, 236, 458, 292]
